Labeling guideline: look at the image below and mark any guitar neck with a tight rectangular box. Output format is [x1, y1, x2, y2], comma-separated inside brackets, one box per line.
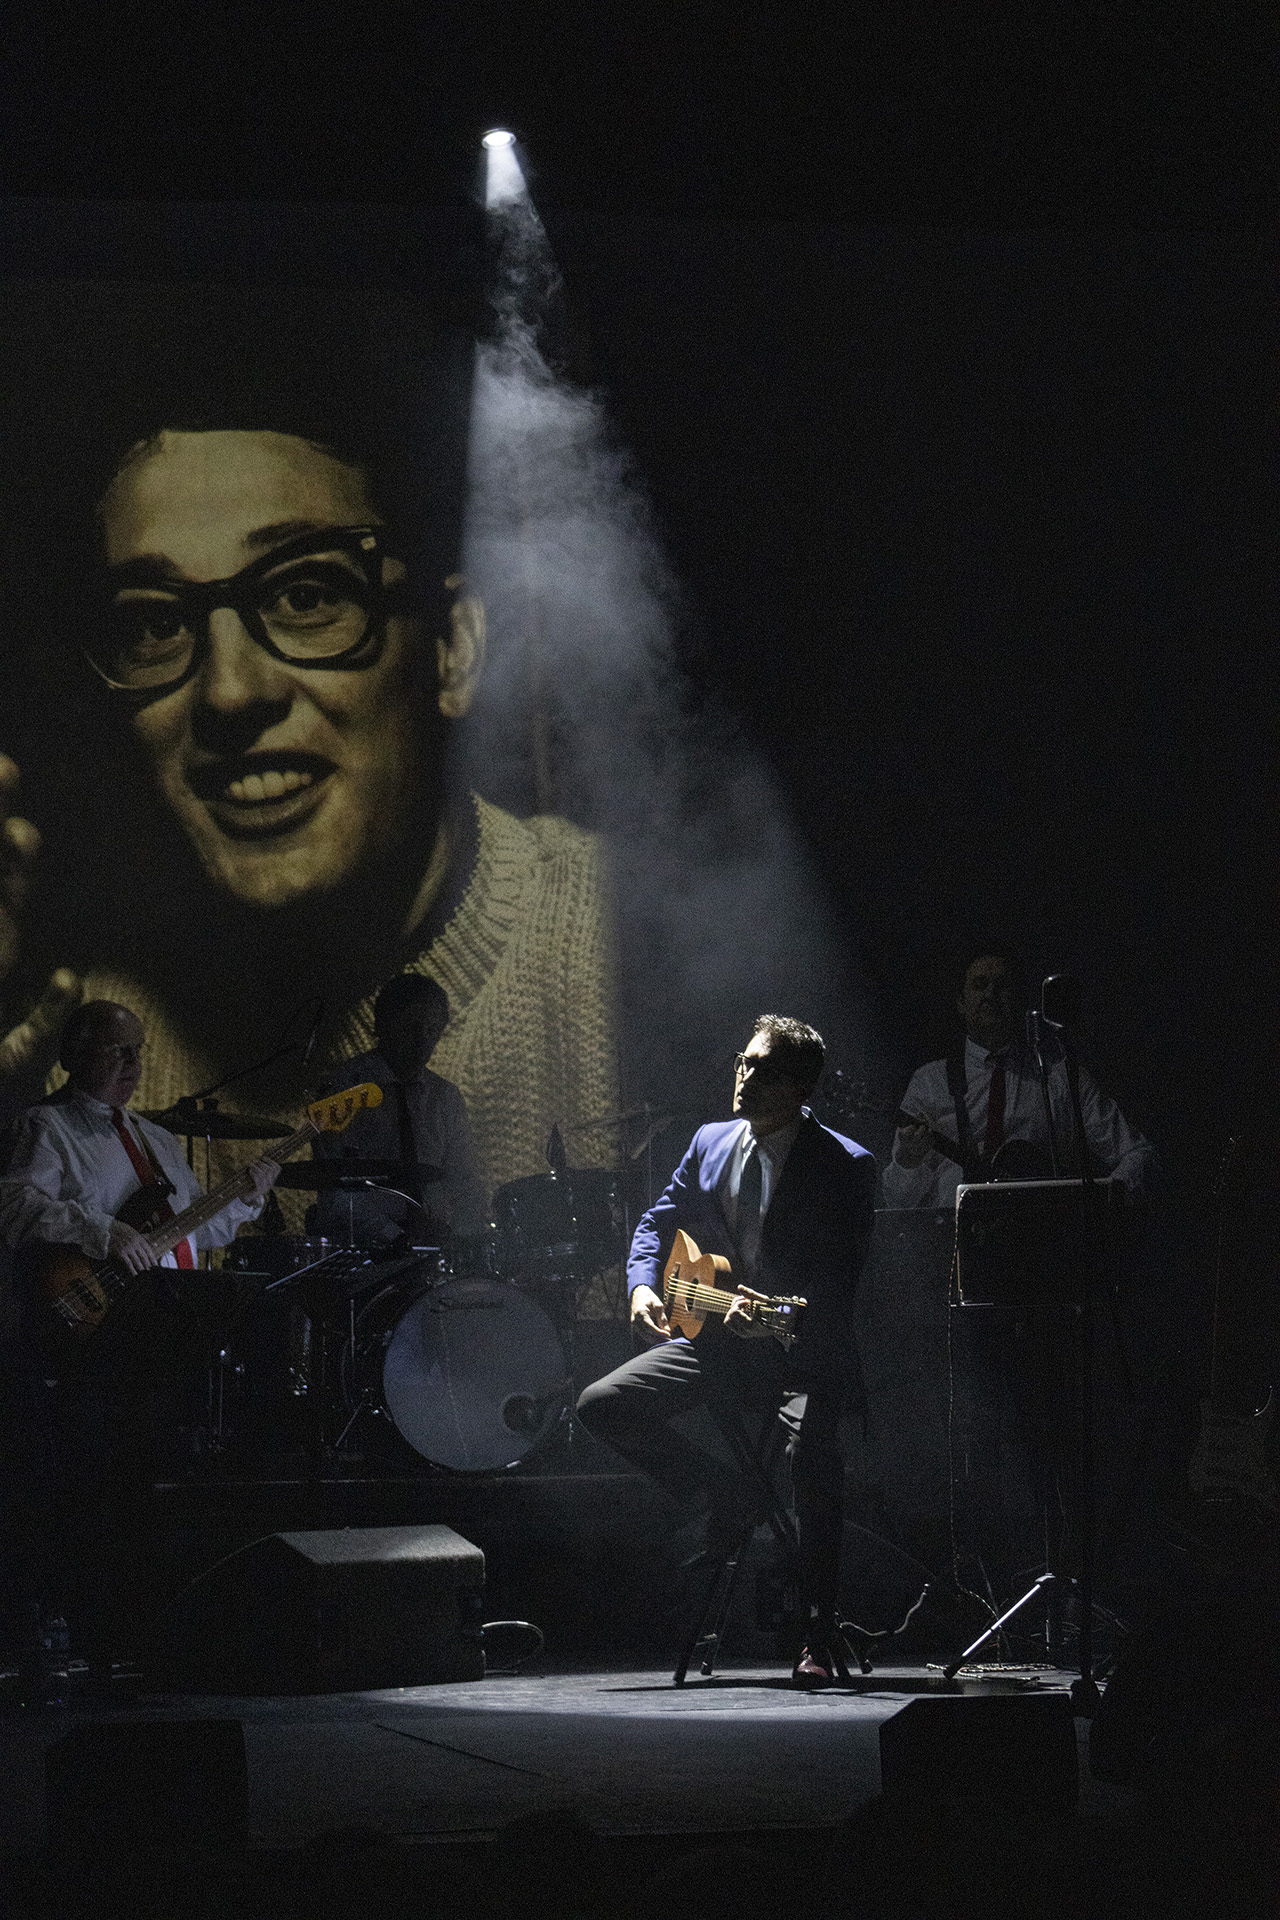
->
[142, 1118, 317, 1261]
[895, 1110, 979, 1177]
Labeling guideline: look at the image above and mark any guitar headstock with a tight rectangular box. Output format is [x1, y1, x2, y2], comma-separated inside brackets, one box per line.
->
[755, 1295, 807, 1351]
[306, 1082, 384, 1134]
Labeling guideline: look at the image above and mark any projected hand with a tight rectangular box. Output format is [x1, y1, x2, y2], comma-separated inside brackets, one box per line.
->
[0, 755, 82, 1081]
[630, 1284, 671, 1345]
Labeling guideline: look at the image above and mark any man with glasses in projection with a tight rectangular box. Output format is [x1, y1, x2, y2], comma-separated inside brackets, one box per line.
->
[0, 330, 617, 1208]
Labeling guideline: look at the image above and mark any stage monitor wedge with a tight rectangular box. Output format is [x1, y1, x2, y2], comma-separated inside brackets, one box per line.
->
[153, 1523, 486, 1694]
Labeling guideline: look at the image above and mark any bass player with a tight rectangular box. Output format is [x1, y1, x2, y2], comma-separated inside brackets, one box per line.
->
[0, 1000, 279, 1690]
[576, 1015, 875, 1686]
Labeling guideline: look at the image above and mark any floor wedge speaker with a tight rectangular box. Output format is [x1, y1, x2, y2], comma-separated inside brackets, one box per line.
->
[153, 1523, 485, 1694]
[880, 1693, 1079, 1816]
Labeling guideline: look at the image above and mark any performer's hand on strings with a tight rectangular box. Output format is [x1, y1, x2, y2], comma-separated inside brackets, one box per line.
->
[630, 1283, 671, 1345]
[0, 755, 82, 1080]
[894, 1113, 934, 1168]
[246, 1157, 282, 1198]
[108, 1219, 160, 1275]
[725, 1285, 770, 1338]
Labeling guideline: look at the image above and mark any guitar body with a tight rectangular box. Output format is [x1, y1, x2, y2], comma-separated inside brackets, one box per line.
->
[986, 1137, 1056, 1182]
[663, 1228, 734, 1339]
[662, 1229, 807, 1348]
[21, 1182, 179, 1349]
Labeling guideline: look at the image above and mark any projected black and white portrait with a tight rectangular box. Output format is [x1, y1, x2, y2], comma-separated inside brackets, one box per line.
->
[0, 280, 619, 1207]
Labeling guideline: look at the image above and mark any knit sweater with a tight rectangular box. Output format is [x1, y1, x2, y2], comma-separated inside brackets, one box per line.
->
[67, 795, 620, 1222]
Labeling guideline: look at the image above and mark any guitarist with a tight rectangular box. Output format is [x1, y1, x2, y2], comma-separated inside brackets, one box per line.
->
[882, 953, 1156, 1211]
[576, 1015, 875, 1687]
[0, 1001, 280, 1273]
[0, 1000, 279, 1687]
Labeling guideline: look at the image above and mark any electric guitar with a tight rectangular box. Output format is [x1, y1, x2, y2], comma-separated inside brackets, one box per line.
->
[819, 1074, 1054, 1183]
[662, 1228, 805, 1351]
[23, 1082, 384, 1350]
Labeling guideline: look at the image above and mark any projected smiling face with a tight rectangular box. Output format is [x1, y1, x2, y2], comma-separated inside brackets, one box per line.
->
[98, 429, 462, 911]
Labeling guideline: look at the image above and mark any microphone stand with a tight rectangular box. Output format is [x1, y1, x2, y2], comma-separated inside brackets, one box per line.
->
[1045, 986, 1104, 1715]
[1027, 1009, 1062, 1176]
[943, 979, 1104, 1712]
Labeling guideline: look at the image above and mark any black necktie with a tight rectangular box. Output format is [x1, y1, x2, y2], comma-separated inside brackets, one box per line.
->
[737, 1140, 763, 1277]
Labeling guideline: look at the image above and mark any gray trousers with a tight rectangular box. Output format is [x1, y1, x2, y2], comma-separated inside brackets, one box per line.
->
[576, 1329, 846, 1625]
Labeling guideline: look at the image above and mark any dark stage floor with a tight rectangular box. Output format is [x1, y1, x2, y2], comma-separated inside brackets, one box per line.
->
[0, 1663, 944, 1850]
[1, 1661, 1265, 1920]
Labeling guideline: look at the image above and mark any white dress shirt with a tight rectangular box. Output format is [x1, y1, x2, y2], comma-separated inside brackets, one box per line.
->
[0, 1085, 264, 1264]
[881, 1036, 1156, 1211]
[718, 1114, 802, 1272]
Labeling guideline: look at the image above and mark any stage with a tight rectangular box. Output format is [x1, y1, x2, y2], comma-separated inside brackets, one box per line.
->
[3, 1656, 1258, 1920]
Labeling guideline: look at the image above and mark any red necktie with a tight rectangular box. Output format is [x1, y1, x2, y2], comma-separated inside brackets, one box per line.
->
[111, 1107, 194, 1268]
[983, 1061, 1006, 1162]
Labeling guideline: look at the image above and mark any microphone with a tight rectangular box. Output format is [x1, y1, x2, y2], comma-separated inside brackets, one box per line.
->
[301, 999, 326, 1071]
[1040, 973, 1084, 1032]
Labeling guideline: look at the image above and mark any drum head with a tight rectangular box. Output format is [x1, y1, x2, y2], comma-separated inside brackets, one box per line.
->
[382, 1278, 568, 1471]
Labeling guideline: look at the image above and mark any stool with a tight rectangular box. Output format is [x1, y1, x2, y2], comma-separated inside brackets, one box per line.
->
[672, 1401, 871, 1684]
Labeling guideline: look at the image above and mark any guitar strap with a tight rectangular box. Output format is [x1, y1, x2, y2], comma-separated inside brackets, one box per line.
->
[945, 1051, 976, 1176]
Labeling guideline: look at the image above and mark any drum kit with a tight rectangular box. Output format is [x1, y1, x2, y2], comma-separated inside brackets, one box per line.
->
[151, 1097, 649, 1478]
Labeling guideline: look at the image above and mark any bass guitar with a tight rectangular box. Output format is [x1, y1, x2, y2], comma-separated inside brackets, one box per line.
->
[23, 1082, 384, 1350]
[662, 1228, 805, 1351]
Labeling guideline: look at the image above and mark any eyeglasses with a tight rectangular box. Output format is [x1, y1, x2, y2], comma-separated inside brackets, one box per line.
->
[84, 525, 407, 696]
[733, 1050, 788, 1080]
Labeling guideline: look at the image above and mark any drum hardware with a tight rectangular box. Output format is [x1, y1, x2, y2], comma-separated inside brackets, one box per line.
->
[139, 1100, 292, 1141]
[490, 1168, 624, 1294]
[272, 1159, 445, 1189]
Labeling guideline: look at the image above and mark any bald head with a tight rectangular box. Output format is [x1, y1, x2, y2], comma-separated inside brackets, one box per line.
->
[60, 1000, 146, 1105]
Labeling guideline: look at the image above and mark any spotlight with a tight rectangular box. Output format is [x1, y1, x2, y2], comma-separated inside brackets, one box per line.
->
[482, 129, 516, 149]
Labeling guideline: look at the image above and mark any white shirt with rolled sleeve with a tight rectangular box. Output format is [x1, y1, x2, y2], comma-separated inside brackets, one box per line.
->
[0, 1084, 265, 1265]
[881, 1036, 1157, 1211]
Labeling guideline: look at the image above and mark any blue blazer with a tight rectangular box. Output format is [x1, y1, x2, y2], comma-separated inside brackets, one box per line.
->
[627, 1111, 876, 1388]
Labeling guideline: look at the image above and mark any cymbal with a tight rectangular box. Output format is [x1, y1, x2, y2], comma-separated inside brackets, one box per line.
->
[274, 1159, 445, 1190]
[141, 1105, 292, 1140]
[569, 1104, 678, 1129]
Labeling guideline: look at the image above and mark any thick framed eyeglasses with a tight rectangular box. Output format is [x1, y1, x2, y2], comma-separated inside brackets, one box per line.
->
[84, 524, 407, 696]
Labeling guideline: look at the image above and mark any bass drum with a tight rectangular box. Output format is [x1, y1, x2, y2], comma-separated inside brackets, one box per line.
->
[349, 1277, 570, 1472]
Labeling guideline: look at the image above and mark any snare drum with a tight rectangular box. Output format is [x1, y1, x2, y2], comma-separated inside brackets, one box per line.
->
[345, 1276, 570, 1471]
